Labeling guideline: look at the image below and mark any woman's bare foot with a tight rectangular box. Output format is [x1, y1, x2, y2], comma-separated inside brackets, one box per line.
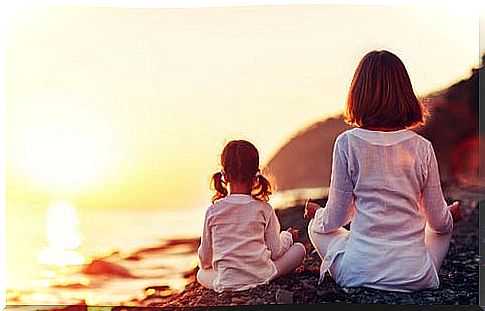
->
[304, 199, 323, 220]
[449, 201, 462, 223]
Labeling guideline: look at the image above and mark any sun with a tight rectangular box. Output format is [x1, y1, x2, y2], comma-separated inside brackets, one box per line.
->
[19, 124, 105, 193]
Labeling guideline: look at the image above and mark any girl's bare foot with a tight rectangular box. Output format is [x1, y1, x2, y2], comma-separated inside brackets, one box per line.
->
[287, 227, 300, 240]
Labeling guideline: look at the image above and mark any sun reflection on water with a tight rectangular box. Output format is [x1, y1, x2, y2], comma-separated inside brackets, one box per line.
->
[37, 201, 85, 267]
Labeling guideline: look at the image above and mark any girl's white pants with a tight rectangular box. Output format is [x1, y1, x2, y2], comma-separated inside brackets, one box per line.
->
[197, 242, 306, 290]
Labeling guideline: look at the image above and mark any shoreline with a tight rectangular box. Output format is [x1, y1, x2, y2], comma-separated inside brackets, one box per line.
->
[8, 184, 482, 309]
[6, 238, 201, 307]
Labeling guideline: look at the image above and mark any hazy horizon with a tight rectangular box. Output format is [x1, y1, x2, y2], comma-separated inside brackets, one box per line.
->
[6, 4, 480, 211]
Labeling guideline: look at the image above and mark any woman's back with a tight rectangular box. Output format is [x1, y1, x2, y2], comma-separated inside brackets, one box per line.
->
[337, 128, 443, 291]
[307, 50, 455, 293]
[346, 128, 428, 241]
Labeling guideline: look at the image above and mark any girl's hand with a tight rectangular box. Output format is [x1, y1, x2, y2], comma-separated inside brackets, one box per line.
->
[449, 201, 462, 223]
[304, 199, 323, 220]
[287, 227, 300, 241]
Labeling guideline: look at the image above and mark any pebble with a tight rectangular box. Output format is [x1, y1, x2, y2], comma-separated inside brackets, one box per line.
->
[276, 289, 294, 304]
[301, 279, 316, 289]
[231, 297, 245, 304]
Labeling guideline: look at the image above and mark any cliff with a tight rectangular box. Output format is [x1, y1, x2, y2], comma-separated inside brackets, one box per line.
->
[264, 58, 482, 191]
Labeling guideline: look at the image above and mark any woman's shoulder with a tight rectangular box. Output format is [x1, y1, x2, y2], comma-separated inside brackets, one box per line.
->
[341, 127, 432, 148]
[333, 128, 356, 146]
[403, 130, 433, 149]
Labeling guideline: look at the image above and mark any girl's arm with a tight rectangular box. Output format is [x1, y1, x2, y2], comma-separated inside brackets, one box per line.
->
[312, 137, 355, 234]
[264, 208, 293, 261]
[421, 143, 453, 234]
[197, 210, 213, 270]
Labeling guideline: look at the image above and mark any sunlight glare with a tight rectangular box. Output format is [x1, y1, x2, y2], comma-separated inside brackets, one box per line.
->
[37, 201, 85, 267]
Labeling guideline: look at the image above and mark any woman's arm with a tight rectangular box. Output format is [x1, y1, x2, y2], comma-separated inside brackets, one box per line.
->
[264, 208, 293, 260]
[421, 143, 453, 234]
[312, 136, 355, 234]
[197, 210, 213, 269]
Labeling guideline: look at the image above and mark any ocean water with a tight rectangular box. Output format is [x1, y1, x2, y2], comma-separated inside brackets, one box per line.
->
[6, 202, 207, 306]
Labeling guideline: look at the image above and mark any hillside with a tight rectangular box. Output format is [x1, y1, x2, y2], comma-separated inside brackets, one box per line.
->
[264, 58, 482, 191]
[263, 116, 351, 191]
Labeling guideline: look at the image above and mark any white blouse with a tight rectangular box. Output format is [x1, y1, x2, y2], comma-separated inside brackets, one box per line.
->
[312, 128, 453, 292]
[198, 194, 293, 292]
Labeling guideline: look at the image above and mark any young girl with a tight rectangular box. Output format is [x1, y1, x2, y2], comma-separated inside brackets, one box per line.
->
[304, 50, 462, 292]
[197, 140, 306, 292]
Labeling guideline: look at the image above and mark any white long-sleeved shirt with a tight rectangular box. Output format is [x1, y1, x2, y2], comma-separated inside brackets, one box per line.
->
[198, 194, 293, 292]
[312, 128, 453, 292]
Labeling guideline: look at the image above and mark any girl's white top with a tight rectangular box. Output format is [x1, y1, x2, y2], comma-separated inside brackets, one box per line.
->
[198, 194, 293, 292]
[312, 128, 453, 292]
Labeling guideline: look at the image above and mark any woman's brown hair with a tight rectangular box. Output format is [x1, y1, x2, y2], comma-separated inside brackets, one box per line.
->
[344, 50, 428, 129]
[211, 140, 272, 203]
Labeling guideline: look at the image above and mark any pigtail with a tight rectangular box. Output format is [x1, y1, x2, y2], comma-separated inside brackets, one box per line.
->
[211, 171, 228, 203]
[252, 173, 272, 202]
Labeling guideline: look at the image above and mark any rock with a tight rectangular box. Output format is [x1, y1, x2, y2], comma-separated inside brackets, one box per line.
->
[253, 298, 263, 304]
[81, 259, 135, 278]
[231, 297, 245, 304]
[124, 254, 142, 261]
[275, 288, 294, 304]
[301, 279, 316, 289]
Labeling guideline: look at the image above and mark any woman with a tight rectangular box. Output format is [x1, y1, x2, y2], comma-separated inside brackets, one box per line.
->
[304, 50, 462, 292]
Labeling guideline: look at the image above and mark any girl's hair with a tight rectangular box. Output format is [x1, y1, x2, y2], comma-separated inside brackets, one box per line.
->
[344, 50, 428, 129]
[211, 140, 272, 203]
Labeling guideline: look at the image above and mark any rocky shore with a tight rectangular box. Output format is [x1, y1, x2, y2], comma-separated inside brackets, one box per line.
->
[111, 186, 480, 309]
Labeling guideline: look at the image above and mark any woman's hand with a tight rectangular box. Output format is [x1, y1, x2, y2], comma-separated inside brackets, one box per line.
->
[287, 227, 300, 241]
[304, 199, 323, 220]
[449, 201, 462, 223]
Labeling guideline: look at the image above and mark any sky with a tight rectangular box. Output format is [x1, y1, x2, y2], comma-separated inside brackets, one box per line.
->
[0, 0, 482, 305]
[4, 2, 481, 212]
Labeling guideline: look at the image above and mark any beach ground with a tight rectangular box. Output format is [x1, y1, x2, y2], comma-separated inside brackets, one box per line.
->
[115, 186, 480, 308]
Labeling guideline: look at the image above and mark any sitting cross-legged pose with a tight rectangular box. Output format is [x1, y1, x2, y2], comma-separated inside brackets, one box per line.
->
[197, 140, 306, 292]
[305, 50, 462, 292]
